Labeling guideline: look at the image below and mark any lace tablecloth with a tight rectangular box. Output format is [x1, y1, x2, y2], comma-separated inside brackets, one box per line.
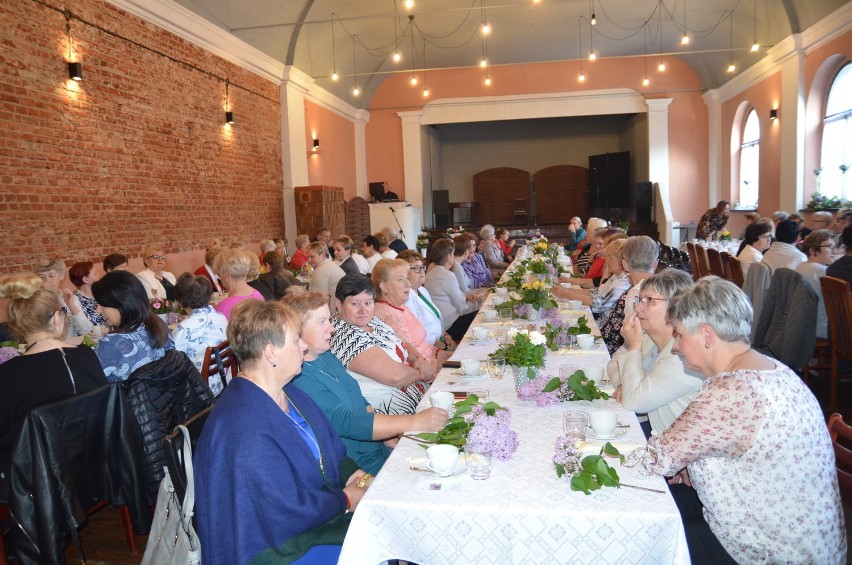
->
[338, 296, 690, 565]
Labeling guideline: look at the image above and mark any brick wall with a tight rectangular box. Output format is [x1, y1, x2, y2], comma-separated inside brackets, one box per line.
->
[0, 0, 285, 276]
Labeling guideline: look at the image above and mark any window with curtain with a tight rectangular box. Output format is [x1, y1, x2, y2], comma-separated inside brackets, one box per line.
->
[738, 109, 760, 209]
[819, 64, 852, 201]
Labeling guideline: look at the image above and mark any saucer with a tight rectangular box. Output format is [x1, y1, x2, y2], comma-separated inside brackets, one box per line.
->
[451, 368, 486, 379]
[424, 458, 468, 478]
[466, 338, 492, 345]
[585, 427, 628, 441]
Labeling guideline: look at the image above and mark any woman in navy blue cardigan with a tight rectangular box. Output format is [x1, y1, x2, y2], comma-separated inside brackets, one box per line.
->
[194, 299, 372, 564]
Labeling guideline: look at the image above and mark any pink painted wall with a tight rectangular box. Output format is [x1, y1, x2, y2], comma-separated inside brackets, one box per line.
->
[304, 100, 357, 200]
[720, 72, 782, 214]
[365, 57, 709, 225]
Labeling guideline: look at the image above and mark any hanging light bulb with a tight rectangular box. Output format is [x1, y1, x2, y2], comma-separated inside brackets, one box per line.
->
[578, 71, 586, 83]
[480, 57, 488, 68]
[331, 71, 339, 81]
[352, 85, 361, 96]
[422, 87, 430, 97]
[410, 75, 418, 86]
[588, 50, 597, 61]
[642, 76, 650, 87]
[590, 13, 596, 26]
[727, 63, 736, 73]
[404, 0, 414, 9]
[681, 33, 690, 45]
[484, 75, 492, 86]
[751, 41, 760, 52]
[658, 61, 666, 72]
[481, 20, 491, 35]
[392, 50, 402, 63]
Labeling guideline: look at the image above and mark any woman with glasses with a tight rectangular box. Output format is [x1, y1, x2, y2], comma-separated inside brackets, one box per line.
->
[136, 247, 177, 300]
[736, 222, 772, 276]
[398, 250, 455, 351]
[796, 229, 836, 340]
[0, 274, 107, 500]
[608, 269, 703, 436]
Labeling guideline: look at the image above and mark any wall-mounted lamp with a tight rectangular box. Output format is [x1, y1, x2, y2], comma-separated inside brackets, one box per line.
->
[67, 61, 82, 81]
[225, 111, 234, 125]
[224, 79, 234, 125]
[313, 139, 320, 152]
[769, 108, 778, 120]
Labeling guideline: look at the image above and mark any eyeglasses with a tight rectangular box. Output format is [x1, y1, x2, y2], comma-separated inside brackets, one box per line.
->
[634, 296, 667, 306]
[147, 255, 166, 261]
[410, 265, 426, 272]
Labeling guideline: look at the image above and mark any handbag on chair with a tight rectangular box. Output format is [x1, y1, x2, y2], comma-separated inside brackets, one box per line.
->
[141, 425, 201, 565]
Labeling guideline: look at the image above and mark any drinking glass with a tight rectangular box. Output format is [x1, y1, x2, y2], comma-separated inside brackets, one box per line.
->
[563, 411, 589, 441]
[467, 449, 493, 480]
[489, 359, 506, 381]
[499, 307, 513, 324]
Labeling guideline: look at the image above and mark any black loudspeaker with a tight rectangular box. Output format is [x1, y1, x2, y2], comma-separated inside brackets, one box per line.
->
[635, 182, 653, 222]
[433, 190, 449, 229]
[588, 151, 631, 208]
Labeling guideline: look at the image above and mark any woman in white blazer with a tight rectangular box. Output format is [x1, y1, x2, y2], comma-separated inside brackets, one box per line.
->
[136, 247, 177, 300]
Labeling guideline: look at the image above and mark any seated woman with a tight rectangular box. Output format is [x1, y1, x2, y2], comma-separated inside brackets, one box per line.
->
[478, 225, 508, 278]
[424, 239, 481, 343]
[571, 218, 608, 274]
[288, 292, 447, 474]
[737, 221, 772, 276]
[398, 250, 455, 352]
[0, 274, 108, 501]
[102, 253, 129, 273]
[195, 299, 372, 565]
[330, 274, 432, 415]
[553, 239, 631, 324]
[566, 217, 586, 252]
[213, 248, 265, 320]
[136, 247, 176, 300]
[583, 228, 626, 283]
[289, 233, 310, 271]
[193, 247, 224, 293]
[796, 229, 836, 340]
[608, 269, 703, 435]
[246, 252, 275, 301]
[625, 277, 845, 564]
[496, 228, 515, 262]
[34, 258, 102, 340]
[67, 261, 109, 336]
[258, 250, 299, 300]
[373, 259, 452, 380]
[464, 233, 495, 288]
[92, 271, 174, 381]
[171, 273, 228, 393]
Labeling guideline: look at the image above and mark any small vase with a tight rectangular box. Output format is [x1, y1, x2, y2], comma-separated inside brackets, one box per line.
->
[157, 313, 168, 323]
[511, 365, 541, 391]
[525, 307, 541, 322]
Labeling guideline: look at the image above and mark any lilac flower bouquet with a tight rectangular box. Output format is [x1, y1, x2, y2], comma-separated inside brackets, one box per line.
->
[516, 369, 609, 405]
[554, 436, 625, 495]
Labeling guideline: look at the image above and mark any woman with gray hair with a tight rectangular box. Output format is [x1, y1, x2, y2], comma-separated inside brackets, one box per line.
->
[608, 269, 703, 435]
[478, 224, 509, 276]
[625, 277, 844, 564]
[599, 236, 659, 354]
[213, 249, 265, 320]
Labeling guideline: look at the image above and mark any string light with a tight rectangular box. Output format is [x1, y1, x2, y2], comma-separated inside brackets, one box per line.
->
[480, 57, 488, 68]
[590, 0, 596, 25]
[751, 0, 760, 52]
[330, 15, 338, 81]
[480, 0, 491, 35]
[681, 0, 690, 45]
[578, 71, 586, 82]
[421, 39, 430, 97]
[577, 18, 587, 82]
[391, 14, 401, 63]
[392, 50, 402, 62]
[726, 13, 736, 73]
[351, 35, 361, 96]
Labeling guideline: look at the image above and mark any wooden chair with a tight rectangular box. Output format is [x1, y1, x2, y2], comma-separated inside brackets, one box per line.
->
[719, 251, 731, 279]
[827, 413, 852, 493]
[694, 245, 711, 279]
[706, 248, 726, 278]
[200, 339, 239, 394]
[685, 242, 701, 280]
[726, 255, 744, 287]
[820, 276, 852, 408]
[512, 198, 530, 227]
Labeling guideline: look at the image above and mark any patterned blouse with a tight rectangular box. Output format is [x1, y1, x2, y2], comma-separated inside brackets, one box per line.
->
[598, 287, 630, 355]
[74, 290, 107, 327]
[695, 208, 729, 240]
[590, 271, 631, 324]
[625, 363, 845, 564]
[329, 316, 428, 415]
[95, 323, 175, 382]
[462, 253, 494, 289]
[172, 305, 229, 395]
[374, 300, 438, 380]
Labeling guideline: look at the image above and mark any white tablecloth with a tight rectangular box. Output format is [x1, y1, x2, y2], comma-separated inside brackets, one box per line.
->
[339, 289, 690, 565]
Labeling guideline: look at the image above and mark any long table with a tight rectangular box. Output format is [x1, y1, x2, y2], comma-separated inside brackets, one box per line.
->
[339, 275, 690, 564]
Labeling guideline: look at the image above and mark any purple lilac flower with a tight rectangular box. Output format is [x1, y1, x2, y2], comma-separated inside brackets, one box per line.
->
[466, 411, 519, 461]
[0, 347, 19, 365]
[513, 303, 529, 318]
[541, 307, 558, 319]
[552, 434, 582, 477]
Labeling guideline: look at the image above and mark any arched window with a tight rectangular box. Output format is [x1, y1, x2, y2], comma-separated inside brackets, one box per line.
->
[738, 110, 760, 209]
[819, 64, 852, 201]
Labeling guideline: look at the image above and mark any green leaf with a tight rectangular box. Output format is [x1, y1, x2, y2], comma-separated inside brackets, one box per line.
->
[542, 377, 562, 393]
[601, 442, 625, 465]
[555, 463, 565, 478]
[416, 432, 438, 442]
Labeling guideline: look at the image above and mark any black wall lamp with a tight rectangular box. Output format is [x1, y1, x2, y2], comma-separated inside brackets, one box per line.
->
[225, 79, 234, 124]
[769, 108, 778, 120]
[313, 139, 320, 151]
[67, 61, 82, 81]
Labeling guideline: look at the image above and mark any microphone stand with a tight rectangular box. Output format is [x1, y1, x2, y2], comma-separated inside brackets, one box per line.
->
[388, 205, 406, 240]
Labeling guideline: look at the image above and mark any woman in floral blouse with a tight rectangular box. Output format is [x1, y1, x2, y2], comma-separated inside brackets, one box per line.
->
[695, 200, 730, 241]
[625, 277, 845, 564]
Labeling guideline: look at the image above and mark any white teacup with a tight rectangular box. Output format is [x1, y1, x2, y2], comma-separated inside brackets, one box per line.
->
[495, 287, 509, 297]
[576, 334, 595, 350]
[426, 444, 460, 476]
[430, 391, 454, 411]
[568, 299, 583, 310]
[584, 365, 605, 382]
[492, 296, 506, 306]
[483, 310, 499, 322]
[460, 359, 482, 375]
[559, 282, 572, 289]
[472, 326, 488, 340]
[589, 411, 618, 438]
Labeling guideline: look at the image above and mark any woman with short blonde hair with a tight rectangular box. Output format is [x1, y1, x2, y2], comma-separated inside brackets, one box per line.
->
[213, 248, 264, 320]
[136, 246, 177, 300]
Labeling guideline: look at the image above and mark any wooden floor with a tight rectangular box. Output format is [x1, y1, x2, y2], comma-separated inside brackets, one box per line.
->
[1, 371, 847, 563]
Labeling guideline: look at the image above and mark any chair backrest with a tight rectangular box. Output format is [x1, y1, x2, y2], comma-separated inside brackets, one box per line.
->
[727, 255, 744, 287]
[163, 406, 212, 524]
[828, 413, 852, 493]
[706, 248, 726, 277]
[512, 198, 529, 213]
[821, 276, 852, 358]
[694, 245, 711, 278]
[200, 339, 239, 394]
[719, 251, 731, 278]
[685, 243, 700, 280]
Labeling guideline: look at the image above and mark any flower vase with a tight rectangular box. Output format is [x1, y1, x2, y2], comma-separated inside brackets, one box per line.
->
[511, 365, 541, 391]
[525, 307, 541, 322]
[157, 313, 168, 324]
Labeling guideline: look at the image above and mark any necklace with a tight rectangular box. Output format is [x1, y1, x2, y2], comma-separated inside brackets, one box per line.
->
[25, 336, 60, 352]
[282, 392, 327, 477]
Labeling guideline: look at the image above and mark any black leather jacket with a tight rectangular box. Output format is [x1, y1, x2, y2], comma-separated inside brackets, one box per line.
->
[121, 349, 214, 505]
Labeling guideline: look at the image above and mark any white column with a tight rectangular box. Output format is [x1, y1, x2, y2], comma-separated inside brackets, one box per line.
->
[354, 109, 370, 200]
[703, 89, 722, 208]
[776, 35, 806, 211]
[280, 66, 313, 251]
[646, 98, 675, 245]
[398, 111, 426, 217]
